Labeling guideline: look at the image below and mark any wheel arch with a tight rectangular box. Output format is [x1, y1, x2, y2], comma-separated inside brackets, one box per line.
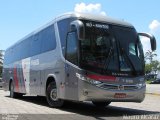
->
[45, 74, 64, 107]
[45, 74, 57, 95]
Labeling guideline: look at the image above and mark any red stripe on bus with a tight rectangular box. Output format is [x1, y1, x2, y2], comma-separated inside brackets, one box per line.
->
[13, 66, 19, 92]
[87, 74, 116, 81]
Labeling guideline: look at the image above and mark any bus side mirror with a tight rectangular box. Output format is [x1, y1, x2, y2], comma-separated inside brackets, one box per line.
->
[70, 20, 85, 40]
[138, 33, 156, 51]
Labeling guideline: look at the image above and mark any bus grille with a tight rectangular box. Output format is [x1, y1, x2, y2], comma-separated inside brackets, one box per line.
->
[99, 84, 118, 90]
[124, 85, 138, 90]
[97, 83, 138, 90]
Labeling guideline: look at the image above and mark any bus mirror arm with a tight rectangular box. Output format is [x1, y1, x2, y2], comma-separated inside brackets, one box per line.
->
[138, 32, 156, 51]
[70, 20, 85, 40]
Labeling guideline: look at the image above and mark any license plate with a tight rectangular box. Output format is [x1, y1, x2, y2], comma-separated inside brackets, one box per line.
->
[114, 93, 126, 98]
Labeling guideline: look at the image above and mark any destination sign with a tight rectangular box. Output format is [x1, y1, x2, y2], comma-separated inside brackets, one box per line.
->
[86, 22, 109, 29]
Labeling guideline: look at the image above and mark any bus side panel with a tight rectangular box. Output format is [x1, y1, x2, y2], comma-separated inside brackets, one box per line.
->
[3, 61, 27, 94]
[12, 61, 26, 94]
[64, 62, 79, 101]
[22, 58, 31, 94]
[2, 64, 11, 91]
[29, 56, 41, 95]
[39, 50, 64, 96]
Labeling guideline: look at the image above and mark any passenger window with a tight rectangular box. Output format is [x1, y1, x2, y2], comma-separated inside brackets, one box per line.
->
[19, 38, 31, 59]
[40, 25, 56, 52]
[30, 34, 42, 56]
[66, 32, 78, 65]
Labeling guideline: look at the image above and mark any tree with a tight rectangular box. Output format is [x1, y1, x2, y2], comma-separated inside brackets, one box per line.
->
[151, 60, 160, 74]
[145, 50, 157, 63]
[145, 60, 160, 80]
[145, 63, 152, 74]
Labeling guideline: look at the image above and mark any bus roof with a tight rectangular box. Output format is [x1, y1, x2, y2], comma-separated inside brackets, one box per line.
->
[6, 12, 134, 51]
[56, 12, 133, 28]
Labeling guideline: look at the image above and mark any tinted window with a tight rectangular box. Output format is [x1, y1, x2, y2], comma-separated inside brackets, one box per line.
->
[66, 32, 78, 65]
[14, 44, 21, 61]
[113, 26, 144, 72]
[4, 49, 10, 64]
[4, 25, 57, 64]
[20, 37, 31, 59]
[30, 34, 41, 56]
[129, 43, 136, 55]
[9, 48, 14, 63]
[80, 21, 119, 73]
[58, 18, 75, 56]
[40, 25, 56, 52]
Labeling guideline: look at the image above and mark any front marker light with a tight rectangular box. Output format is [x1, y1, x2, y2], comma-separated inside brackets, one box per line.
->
[86, 78, 102, 85]
[92, 80, 102, 85]
[137, 82, 146, 89]
[76, 73, 87, 81]
[76, 73, 102, 85]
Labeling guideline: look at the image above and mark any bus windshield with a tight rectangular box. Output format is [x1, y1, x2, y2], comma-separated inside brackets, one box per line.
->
[80, 20, 144, 76]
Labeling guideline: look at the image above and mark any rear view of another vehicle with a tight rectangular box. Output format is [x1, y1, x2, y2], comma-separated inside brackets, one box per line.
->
[150, 79, 160, 84]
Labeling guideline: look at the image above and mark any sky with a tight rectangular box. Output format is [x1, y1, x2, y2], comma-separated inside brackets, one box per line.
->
[0, 0, 160, 59]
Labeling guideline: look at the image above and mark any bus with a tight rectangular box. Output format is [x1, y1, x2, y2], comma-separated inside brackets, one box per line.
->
[2, 12, 156, 107]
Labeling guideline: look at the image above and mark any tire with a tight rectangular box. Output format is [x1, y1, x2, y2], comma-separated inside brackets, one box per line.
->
[10, 81, 23, 98]
[10, 81, 16, 98]
[92, 101, 111, 107]
[46, 81, 64, 108]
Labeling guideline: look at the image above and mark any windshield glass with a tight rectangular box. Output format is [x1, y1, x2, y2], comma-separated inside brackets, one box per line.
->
[80, 20, 144, 76]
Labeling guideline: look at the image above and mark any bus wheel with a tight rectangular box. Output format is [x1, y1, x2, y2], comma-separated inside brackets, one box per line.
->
[46, 81, 64, 108]
[10, 81, 23, 98]
[10, 81, 16, 98]
[92, 101, 111, 107]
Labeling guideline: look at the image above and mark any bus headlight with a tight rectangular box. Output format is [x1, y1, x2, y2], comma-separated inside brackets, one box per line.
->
[136, 82, 146, 89]
[76, 73, 102, 85]
[86, 78, 102, 85]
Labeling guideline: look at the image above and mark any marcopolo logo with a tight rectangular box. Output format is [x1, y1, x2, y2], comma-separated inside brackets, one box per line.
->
[118, 85, 124, 90]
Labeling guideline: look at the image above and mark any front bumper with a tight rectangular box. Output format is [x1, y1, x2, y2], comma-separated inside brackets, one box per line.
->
[78, 81, 146, 102]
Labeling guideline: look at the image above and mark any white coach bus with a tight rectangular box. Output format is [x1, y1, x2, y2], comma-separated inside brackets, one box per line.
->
[2, 12, 156, 107]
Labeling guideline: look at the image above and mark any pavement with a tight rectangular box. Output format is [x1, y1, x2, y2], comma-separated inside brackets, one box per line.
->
[146, 84, 160, 95]
[0, 91, 73, 114]
[0, 90, 160, 120]
[0, 85, 160, 120]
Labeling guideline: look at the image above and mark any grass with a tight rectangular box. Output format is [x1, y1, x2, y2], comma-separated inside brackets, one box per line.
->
[146, 80, 152, 84]
[145, 78, 155, 84]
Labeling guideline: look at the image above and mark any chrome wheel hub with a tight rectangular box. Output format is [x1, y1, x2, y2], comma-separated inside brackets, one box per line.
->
[50, 89, 57, 101]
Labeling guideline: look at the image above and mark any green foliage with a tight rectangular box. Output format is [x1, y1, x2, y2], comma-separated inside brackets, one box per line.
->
[145, 64, 152, 74]
[144, 51, 159, 83]
[145, 60, 160, 74]
[151, 60, 160, 72]
[146, 79, 154, 84]
[145, 50, 157, 63]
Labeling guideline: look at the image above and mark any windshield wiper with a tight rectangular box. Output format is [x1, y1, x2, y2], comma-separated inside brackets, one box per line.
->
[118, 42, 136, 74]
[103, 46, 114, 70]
